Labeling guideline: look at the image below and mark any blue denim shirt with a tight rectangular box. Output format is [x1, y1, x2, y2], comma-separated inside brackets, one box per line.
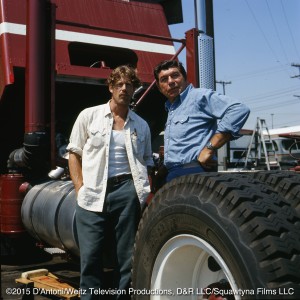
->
[164, 84, 250, 169]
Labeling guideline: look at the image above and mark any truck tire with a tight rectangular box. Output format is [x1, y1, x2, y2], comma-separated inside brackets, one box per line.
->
[132, 173, 300, 300]
[246, 171, 300, 215]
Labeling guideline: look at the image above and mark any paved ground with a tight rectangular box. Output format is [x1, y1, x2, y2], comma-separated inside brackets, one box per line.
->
[1, 248, 80, 300]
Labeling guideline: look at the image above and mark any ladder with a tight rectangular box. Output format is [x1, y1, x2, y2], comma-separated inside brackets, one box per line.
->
[244, 118, 281, 170]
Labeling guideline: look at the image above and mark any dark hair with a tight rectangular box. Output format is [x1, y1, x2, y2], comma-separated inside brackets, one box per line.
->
[107, 65, 142, 89]
[154, 60, 187, 82]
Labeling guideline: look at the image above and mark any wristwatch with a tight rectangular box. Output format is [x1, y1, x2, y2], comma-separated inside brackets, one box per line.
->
[206, 141, 218, 151]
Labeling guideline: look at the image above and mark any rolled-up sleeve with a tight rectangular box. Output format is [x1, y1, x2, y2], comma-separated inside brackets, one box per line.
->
[216, 103, 250, 139]
[206, 90, 250, 139]
[66, 110, 88, 156]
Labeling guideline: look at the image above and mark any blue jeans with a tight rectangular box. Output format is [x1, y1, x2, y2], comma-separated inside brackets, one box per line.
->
[166, 165, 204, 182]
[76, 179, 141, 300]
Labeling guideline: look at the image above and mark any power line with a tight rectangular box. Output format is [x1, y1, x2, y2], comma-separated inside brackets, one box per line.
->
[280, 0, 300, 61]
[265, 0, 290, 64]
[250, 98, 300, 112]
[249, 99, 300, 113]
[244, 0, 291, 78]
[228, 64, 290, 81]
[245, 89, 300, 104]
[244, 0, 280, 63]
[242, 85, 300, 102]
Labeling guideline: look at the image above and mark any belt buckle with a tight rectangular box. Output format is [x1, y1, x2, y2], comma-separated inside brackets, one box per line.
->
[114, 176, 121, 184]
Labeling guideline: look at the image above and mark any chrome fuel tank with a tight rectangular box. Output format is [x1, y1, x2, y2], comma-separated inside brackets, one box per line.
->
[21, 180, 79, 256]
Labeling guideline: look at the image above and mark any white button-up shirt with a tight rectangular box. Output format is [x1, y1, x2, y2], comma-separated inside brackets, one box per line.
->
[66, 102, 153, 212]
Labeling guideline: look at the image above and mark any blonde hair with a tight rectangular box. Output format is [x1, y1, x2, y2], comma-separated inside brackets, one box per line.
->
[107, 65, 141, 89]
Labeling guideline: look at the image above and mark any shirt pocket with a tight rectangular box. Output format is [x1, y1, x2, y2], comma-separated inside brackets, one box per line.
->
[131, 132, 145, 156]
[171, 115, 189, 138]
[88, 127, 106, 148]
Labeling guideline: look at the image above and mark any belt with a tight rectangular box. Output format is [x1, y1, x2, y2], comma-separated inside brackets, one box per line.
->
[107, 174, 132, 185]
[181, 161, 202, 169]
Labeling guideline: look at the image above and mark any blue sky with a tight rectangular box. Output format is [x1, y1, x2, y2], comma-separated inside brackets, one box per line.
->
[169, 0, 300, 130]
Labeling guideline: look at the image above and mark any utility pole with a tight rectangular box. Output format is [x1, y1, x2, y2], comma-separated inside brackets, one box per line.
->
[291, 63, 300, 79]
[215, 79, 232, 171]
[271, 113, 274, 129]
[216, 80, 232, 95]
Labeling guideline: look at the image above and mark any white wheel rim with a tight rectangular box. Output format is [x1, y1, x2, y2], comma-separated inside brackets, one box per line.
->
[150, 234, 241, 300]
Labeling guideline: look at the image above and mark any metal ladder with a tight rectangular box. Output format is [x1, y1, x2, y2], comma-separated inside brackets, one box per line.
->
[244, 118, 281, 170]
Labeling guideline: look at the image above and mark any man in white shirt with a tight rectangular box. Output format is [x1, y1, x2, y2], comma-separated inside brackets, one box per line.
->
[67, 65, 153, 299]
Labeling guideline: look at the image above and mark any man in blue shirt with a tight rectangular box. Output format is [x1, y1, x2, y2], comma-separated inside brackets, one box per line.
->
[154, 60, 250, 182]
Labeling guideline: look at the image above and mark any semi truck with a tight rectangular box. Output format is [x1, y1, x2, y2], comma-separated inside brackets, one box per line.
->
[1, 1, 299, 299]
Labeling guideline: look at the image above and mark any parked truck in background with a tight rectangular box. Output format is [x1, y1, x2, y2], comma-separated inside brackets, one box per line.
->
[0, 1, 299, 299]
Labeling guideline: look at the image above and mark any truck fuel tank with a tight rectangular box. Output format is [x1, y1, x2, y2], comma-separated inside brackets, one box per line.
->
[21, 180, 79, 256]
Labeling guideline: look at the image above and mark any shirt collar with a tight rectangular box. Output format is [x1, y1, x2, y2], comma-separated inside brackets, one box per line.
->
[104, 101, 112, 117]
[105, 101, 134, 121]
[127, 108, 135, 121]
[165, 84, 194, 111]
